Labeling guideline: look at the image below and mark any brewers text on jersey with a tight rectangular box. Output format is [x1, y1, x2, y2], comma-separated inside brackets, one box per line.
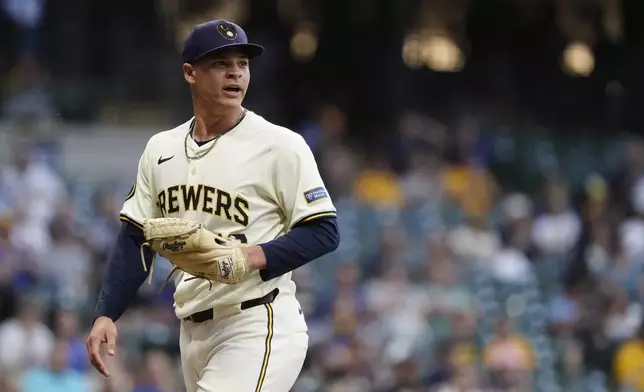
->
[156, 184, 250, 225]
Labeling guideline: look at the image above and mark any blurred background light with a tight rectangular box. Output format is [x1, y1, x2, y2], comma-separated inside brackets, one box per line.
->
[402, 33, 465, 72]
[422, 34, 464, 72]
[402, 34, 424, 69]
[562, 41, 595, 77]
[290, 23, 318, 62]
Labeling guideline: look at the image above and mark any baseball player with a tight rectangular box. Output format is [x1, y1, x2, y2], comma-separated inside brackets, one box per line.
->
[86, 19, 340, 392]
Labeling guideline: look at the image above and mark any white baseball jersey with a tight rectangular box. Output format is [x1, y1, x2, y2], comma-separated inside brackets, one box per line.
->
[120, 110, 336, 319]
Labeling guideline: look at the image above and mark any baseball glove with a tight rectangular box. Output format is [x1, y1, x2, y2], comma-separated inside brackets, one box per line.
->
[139, 217, 249, 287]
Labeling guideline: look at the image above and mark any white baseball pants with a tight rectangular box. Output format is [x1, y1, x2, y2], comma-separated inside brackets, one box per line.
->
[179, 291, 308, 392]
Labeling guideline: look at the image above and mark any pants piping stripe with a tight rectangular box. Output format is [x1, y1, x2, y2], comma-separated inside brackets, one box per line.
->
[254, 303, 274, 392]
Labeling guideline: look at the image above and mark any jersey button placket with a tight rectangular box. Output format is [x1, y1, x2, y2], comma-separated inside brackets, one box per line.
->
[188, 156, 197, 176]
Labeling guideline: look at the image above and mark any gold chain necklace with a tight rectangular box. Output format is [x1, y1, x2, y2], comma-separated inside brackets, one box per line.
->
[184, 108, 247, 161]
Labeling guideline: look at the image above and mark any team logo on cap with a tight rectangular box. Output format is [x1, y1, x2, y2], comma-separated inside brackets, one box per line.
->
[217, 22, 238, 40]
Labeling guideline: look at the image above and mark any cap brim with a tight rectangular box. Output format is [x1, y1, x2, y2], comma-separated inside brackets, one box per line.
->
[189, 43, 265, 63]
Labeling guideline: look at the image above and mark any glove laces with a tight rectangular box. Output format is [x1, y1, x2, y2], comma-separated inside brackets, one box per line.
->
[140, 242, 173, 294]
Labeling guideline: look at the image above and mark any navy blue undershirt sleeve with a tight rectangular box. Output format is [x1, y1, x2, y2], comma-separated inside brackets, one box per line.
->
[258, 216, 340, 281]
[95, 221, 153, 322]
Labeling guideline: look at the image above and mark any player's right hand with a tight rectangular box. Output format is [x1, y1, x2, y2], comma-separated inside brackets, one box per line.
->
[86, 316, 118, 377]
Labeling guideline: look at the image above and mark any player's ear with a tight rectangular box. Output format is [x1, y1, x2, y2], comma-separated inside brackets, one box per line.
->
[183, 63, 196, 84]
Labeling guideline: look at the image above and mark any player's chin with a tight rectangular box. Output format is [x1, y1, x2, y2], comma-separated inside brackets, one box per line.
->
[221, 89, 244, 102]
[218, 94, 244, 107]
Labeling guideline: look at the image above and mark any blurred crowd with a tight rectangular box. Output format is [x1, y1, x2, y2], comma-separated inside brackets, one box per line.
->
[2, 105, 644, 392]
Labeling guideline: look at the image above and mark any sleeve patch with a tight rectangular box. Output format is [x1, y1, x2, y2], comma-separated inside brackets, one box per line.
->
[304, 187, 328, 204]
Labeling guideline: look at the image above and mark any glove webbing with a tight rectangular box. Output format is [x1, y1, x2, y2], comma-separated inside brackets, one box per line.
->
[139, 242, 214, 294]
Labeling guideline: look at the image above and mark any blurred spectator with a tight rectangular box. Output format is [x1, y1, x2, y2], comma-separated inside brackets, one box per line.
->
[442, 164, 496, 220]
[424, 240, 476, 345]
[319, 146, 359, 200]
[320, 338, 372, 392]
[619, 175, 644, 259]
[582, 174, 610, 223]
[399, 147, 444, 208]
[447, 212, 501, 262]
[422, 341, 452, 388]
[19, 340, 93, 392]
[444, 116, 489, 167]
[2, 56, 54, 123]
[94, 352, 133, 392]
[86, 186, 122, 258]
[434, 364, 482, 392]
[364, 261, 429, 365]
[40, 206, 93, 309]
[584, 217, 617, 279]
[531, 177, 581, 257]
[559, 339, 584, 387]
[132, 349, 181, 392]
[0, 296, 54, 374]
[491, 211, 534, 284]
[0, 212, 18, 322]
[447, 314, 479, 367]
[441, 119, 496, 220]
[52, 308, 89, 373]
[353, 154, 403, 209]
[499, 193, 534, 226]
[603, 290, 642, 343]
[547, 283, 582, 337]
[0, 277, 17, 323]
[293, 346, 325, 392]
[364, 227, 410, 278]
[393, 112, 447, 172]
[378, 358, 422, 392]
[483, 317, 536, 390]
[1, 143, 65, 258]
[614, 322, 644, 391]
[311, 262, 366, 330]
[599, 240, 643, 301]
[300, 104, 348, 155]
[610, 137, 644, 214]
[575, 303, 618, 384]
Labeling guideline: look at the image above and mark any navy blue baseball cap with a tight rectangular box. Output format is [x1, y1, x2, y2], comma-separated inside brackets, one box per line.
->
[182, 20, 264, 64]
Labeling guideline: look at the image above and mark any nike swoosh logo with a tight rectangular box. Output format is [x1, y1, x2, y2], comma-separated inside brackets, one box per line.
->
[158, 155, 174, 164]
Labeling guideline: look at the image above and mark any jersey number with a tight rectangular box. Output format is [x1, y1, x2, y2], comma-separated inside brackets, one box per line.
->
[215, 232, 248, 244]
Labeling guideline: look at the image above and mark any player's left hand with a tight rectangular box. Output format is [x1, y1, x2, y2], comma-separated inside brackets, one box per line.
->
[86, 316, 118, 377]
[142, 217, 253, 284]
